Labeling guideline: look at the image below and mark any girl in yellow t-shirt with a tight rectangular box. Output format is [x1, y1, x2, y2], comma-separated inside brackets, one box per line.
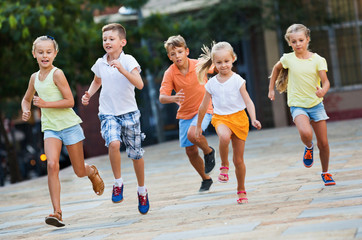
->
[268, 24, 335, 186]
[21, 36, 104, 227]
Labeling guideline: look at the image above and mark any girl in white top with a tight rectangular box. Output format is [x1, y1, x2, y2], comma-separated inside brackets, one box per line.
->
[195, 42, 261, 204]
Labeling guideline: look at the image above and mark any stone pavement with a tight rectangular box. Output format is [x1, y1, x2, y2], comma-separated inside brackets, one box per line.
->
[1, 118, 362, 240]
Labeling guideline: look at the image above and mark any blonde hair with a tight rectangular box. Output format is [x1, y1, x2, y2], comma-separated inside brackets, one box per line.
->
[32, 35, 59, 52]
[102, 23, 126, 39]
[196, 41, 237, 84]
[164, 35, 188, 53]
[284, 23, 311, 43]
[275, 68, 288, 93]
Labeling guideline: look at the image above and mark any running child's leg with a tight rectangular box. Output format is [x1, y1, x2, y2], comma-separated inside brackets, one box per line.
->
[132, 157, 145, 187]
[294, 115, 313, 148]
[185, 145, 210, 179]
[108, 140, 121, 179]
[66, 141, 104, 195]
[187, 125, 212, 155]
[231, 135, 247, 203]
[311, 120, 330, 172]
[44, 137, 63, 214]
[216, 124, 231, 181]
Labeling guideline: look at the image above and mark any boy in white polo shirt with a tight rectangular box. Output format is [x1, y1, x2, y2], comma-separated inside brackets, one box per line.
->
[82, 23, 149, 214]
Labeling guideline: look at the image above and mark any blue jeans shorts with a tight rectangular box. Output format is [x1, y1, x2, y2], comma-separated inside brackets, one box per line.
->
[179, 113, 212, 148]
[44, 124, 85, 146]
[290, 102, 329, 122]
[99, 110, 145, 160]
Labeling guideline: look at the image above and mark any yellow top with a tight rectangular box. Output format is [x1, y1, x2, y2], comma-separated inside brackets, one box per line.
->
[34, 67, 82, 131]
[280, 52, 328, 108]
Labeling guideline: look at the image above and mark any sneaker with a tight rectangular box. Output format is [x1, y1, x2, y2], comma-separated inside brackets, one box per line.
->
[138, 192, 150, 215]
[321, 173, 336, 186]
[204, 146, 216, 174]
[303, 145, 314, 168]
[112, 184, 124, 203]
[199, 178, 213, 192]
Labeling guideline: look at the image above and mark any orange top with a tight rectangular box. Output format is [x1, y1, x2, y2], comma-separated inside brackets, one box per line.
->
[160, 58, 213, 119]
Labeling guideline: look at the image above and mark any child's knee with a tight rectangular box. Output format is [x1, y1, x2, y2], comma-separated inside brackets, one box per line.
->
[47, 160, 59, 173]
[109, 141, 121, 151]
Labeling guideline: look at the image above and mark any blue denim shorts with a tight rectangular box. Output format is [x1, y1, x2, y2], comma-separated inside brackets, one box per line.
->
[99, 110, 145, 160]
[179, 113, 212, 148]
[290, 102, 329, 122]
[44, 124, 85, 146]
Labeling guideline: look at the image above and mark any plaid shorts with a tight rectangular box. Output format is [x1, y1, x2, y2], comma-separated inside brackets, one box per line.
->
[99, 110, 145, 160]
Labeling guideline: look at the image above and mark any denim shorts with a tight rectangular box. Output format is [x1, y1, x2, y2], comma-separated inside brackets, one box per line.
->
[44, 124, 85, 146]
[179, 113, 212, 148]
[99, 110, 145, 160]
[290, 102, 329, 122]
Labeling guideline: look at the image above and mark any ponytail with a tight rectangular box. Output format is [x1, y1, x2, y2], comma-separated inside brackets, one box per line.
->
[196, 44, 213, 84]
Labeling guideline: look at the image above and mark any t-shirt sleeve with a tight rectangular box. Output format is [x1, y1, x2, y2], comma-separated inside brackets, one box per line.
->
[91, 59, 101, 78]
[125, 55, 141, 73]
[237, 75, 246, 90]
[159, 70, 174, 96]
[280, 54, 289, 69]
[317, 56, 328, 72]
[205, 80, 212, 94]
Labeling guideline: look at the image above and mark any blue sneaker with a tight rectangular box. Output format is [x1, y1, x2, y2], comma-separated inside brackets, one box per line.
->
[321, 173, 336, 186]
[138, 192, 150, 215]
[112, 184, 124, 203]
[303, 145, 313, 168]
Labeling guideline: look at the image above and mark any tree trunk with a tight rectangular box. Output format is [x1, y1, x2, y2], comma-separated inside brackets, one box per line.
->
[0, 111, 22, 183]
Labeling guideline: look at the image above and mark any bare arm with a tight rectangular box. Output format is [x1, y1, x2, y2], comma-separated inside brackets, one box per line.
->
[111, 60, 144, 90]
[82, 75, 102, 106]
[315, 70, 330, 98]
[268, 61, 283, 101]
[21, 74, 36, 121]
[159, 89, 185, 105]
[33, 69, 74, 109]
[240, 84, 262, 130]
[195, 92, 212, 139]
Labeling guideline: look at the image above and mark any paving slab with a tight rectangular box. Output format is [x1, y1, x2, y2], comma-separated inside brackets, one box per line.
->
[0, 118, 362, 239]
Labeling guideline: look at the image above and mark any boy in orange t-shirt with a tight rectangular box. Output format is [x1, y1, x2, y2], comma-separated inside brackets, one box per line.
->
[159, 35, 215, 192]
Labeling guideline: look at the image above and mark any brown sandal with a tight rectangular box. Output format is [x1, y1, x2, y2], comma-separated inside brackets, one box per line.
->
[88, 165, 105, 196]
[45, 211, 65, 227]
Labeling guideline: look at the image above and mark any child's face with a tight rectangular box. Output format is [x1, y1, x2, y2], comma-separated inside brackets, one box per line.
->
[167, 46, 189, 68]
[102, 30, 126, 54]
[213, 50, 234, 76]
[32, 40, 57, 68]
[288, 31, 310, 54]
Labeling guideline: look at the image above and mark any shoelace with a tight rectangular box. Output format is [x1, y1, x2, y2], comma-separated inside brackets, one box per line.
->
[304, 149, 312, 159]
[113, 186, 121, 196]
[139, 194, 147, 205]
[323, 173, 332, 181]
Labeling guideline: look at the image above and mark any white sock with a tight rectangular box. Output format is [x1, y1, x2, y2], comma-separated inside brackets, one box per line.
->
[138, 186, 147, 195]
[306, 142, 313, 149]
[115, 178, 123, 187]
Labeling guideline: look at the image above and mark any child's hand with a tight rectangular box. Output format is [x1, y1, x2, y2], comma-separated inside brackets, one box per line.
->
[268, 89, 275, 101]
[110, 60, 125, 72]
[22, 111, 31, 121]
[33, 96, 46, 108]
[82, 91, 90, 106]
[315, 86, 325, 98]
[252, 120, 262, 130]
[174, 89, 185, 106]
[194, 126, 203, 142]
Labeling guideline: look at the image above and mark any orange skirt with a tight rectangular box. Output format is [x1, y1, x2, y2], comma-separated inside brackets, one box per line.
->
[211, 110, 249, 141]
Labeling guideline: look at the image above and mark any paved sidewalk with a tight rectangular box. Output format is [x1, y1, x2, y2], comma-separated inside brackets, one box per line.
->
[1, 119, 362, 240]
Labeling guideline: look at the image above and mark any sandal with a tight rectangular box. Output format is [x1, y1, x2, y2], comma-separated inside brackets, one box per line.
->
[45, 211, 65, 227]
[88, 165, 105, 196]
[237, 191, 248, 204]
[218, 166, 229, 183]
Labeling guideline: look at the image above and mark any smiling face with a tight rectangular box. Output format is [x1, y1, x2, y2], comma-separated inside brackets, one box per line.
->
[32, 40, 57, 68]
[288, 31, 310, 55]
[213, 49, 234, 77]
[102, 30, 126, 55]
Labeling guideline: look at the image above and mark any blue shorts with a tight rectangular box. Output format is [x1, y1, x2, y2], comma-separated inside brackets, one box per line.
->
[290, 102, 329, 122]
[99, 110, 145, 160]
[179, 113, 212, 148]
[44, 124, 85, 146]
